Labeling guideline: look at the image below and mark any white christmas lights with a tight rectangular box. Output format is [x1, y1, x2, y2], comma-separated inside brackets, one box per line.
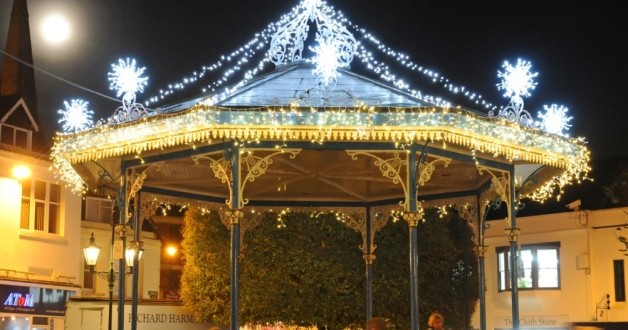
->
[58, 99, 93, 132]
[51, 0, 591, 202]
[108, 58, 148, 108]
[490, 59, 538, 126]
[107, 58, 153, 124]
[537, 104, 572, 136]
[143, 0, 498, 112]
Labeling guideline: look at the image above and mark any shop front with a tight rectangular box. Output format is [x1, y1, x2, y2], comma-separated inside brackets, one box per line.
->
[1, 281, 79, 330]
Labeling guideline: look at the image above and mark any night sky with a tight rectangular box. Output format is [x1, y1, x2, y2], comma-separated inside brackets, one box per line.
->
[1, 0, 626, 161]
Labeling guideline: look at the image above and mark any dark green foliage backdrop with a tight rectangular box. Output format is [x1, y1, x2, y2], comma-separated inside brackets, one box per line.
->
[180, 207, 478, 329]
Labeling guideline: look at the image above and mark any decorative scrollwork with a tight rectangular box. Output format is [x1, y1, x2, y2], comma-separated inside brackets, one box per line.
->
[403, 211, 423, 227]
[347, 151, 407, 207]
[268, 0, 356, 88]
[505, 227, 520, 243]
[476, 165, 510, 204]
[108, 102, 156, 124]
[488, 95, 533, 127]
[194, 149, 301, 209]
[417, 155, 451, 186]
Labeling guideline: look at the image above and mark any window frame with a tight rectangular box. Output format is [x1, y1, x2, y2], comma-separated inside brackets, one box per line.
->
[496, 241, 561, 292]
[20, 179, 63, 235]
[0, 123, 32, 150]
[83, 196, 114, 223]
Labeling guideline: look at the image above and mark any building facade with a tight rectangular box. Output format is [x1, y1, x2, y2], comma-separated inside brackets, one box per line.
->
[472, 206, 628, 330]
[0, 148, 82, 330]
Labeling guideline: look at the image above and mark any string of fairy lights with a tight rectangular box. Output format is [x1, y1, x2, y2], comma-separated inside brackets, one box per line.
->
[137, 0, 499, 111]
[53, 0, 590, 207]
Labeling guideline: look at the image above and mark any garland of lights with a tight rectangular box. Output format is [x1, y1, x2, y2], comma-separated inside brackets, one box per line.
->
[52, 0, 590, 204]
[141, 0, 500, 113]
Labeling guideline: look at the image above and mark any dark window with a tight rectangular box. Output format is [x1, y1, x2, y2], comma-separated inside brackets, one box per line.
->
[614, 259, 625, 302]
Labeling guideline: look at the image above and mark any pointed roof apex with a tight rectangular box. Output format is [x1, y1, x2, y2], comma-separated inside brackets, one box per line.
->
[0, 0, 38, 122]
[269, 0, 357, 86]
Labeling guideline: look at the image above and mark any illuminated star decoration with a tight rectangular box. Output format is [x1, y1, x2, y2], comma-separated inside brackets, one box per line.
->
[269, 0, 356, 91]
[108, 58, 148, 108]
[494, 59, 538, 125]
[537, 104, 572, 136]
[497, 59, 538, 99]
[58, 99, 93, 132]
[312, 35, 343, 86]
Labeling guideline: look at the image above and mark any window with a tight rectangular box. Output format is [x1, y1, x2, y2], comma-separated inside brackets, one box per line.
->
[614, 259, 626, 302]
[83, 262, 95, 291]
[497, 242, 560, 291]
[20, 179, 61, 234]
[0, 123, 31, 150]
[84, 197, 114, 223]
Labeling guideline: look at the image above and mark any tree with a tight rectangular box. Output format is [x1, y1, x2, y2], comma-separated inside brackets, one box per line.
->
[180, 209, 231, 325]
[180, 207, 478, 329]
[240, 212, 365, 330]
[373, 208, 479, 329]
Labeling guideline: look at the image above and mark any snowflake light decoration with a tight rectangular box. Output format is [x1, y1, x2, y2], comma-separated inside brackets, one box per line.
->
[108, 58, 148, 107]
[497, 59, 538, 99]
[312, 35, 344, 86]
[106, 58, 155, 124]
[58, 99, 93, 132]
[269, 0, 356, 91]
[537, 104, 572, 136]
[491, 59, 539, 126]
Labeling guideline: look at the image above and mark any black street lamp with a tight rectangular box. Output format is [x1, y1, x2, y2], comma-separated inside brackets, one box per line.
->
[83, 231, 143, 330]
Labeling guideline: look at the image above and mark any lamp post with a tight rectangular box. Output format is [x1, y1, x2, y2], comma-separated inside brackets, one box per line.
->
[83, 231, 142, 330]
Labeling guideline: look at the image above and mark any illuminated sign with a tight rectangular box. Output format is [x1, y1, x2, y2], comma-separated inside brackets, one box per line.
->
[0, 284, 77, 316]
[3, 292, 35, 308]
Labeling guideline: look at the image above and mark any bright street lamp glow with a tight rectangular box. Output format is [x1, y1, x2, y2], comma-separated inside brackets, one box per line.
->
[12, 165, 31, 180]
[166, 245, 177, 256]
[41, 13, 71, 45]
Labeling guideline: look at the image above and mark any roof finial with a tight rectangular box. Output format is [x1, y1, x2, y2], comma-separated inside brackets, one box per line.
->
[268, 0, 356, 86]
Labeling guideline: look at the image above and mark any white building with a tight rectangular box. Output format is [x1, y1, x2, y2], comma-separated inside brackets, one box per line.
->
[473, 206, 628, 329]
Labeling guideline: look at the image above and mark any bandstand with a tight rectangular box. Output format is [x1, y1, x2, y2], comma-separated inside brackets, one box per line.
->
[52, 1, 590, 329]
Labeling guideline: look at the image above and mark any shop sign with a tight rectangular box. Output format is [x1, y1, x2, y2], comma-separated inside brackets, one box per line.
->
[1, 284, 76, 316]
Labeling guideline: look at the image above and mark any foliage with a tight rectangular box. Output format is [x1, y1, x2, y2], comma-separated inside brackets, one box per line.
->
[180, 208, 478, 329]
[602, 179, 628, 206]
[373, 208, 479, 329]
[240, 212, 365, 330]
[180, 209, 231, 325]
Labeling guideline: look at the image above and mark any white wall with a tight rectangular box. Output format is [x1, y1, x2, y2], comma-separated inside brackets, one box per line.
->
[472, 207, 628, 329]
[0, 151, 82, 285]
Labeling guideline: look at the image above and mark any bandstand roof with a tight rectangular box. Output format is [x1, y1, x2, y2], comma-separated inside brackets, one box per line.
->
[51, 0, 589, 217]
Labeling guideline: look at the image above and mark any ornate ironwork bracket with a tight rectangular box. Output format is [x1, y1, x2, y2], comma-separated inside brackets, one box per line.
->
[124, 165, 160, 223]
[194, 149, 301, 209]
[474, 244, 489, 258]
[417, 155, 451, 186]
[363, 253, 376, 265]
[347, 151, 407, 208]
